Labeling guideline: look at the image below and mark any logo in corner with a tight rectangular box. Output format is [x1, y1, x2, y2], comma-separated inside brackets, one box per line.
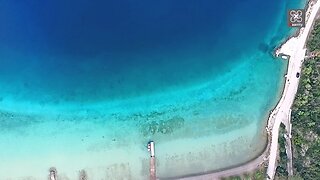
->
[288, 9, 305, 27]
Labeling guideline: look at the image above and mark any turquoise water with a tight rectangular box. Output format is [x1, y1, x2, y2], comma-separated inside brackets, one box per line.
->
[0, 0, 305, 179]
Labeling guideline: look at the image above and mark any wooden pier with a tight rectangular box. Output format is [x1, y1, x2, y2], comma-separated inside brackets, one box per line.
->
[148, 141, 156, 180]
[47, 142, 157, 180]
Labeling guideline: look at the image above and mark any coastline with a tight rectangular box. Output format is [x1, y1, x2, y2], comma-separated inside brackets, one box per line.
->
[266, 0, 320, 179]
[0, 49, 284, 179]
[164, 137, 270, 180]
[172, 0, 320, 179]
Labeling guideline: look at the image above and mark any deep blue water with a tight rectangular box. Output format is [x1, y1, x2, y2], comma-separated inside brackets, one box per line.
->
[1, 0, 287, 102]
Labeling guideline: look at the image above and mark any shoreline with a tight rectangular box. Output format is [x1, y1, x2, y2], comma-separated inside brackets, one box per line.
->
[164, 136, 270, 180]
[266, 0, 320, 179]
[171, 0, 320, 179]
[0, 51, 282, 179]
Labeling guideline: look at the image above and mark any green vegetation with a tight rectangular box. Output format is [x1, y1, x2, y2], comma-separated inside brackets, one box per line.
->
[291, 20, 320, 179]
[221, 167, 266, 180]
[291, 57, 320, 179]
[251, 168, 266, 180]
[306, 20, 320, 52]
[275, 124, 288, 179]
[272, 19, 320, 180]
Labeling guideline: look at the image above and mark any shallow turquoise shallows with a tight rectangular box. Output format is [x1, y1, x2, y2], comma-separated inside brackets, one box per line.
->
[0, 0, 305, 179]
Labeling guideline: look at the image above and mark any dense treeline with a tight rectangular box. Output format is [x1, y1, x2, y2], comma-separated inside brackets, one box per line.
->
[275, 124, 289, 179]
[307, 20, 320, 52]
[221, 168, 266, 180]
[291, 20, 320, 179]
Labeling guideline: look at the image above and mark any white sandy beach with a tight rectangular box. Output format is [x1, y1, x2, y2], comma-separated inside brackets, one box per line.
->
[266, 0, 320, 179]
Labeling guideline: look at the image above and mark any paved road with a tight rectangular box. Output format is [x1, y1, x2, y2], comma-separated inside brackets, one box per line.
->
[284, 109, 294, 176]
[266, 1, 320, 179]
